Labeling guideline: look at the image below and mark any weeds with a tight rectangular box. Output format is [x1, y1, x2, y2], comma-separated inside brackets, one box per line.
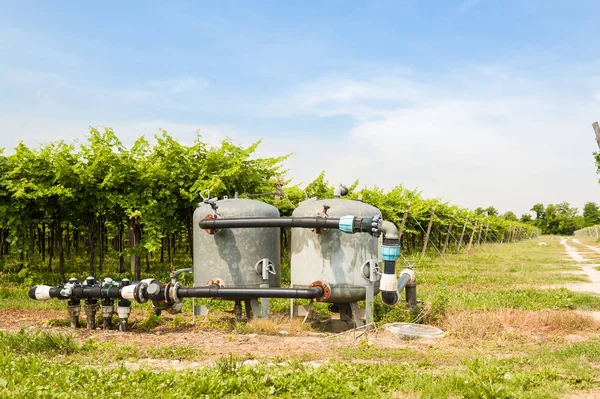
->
[0, 329, 92, 355]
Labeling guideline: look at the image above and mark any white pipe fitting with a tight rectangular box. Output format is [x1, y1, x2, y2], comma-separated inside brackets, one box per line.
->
[400, 269, 416, 284]
[34, 285, 52, 301]
[117, 306, 131, 319]
[121, 285, 136, 301]
[379, 273, 398, 292]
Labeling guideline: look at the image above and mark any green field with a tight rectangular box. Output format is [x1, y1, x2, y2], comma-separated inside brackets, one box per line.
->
[1, 236, 600, 398]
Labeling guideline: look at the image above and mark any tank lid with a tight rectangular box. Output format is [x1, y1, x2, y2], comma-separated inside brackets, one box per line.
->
[384, 323, 444, 340]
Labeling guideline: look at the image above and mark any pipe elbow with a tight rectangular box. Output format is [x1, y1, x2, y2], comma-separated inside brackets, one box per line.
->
[381, 220, 399, 240]
[381, 291, 399, 307]
[400, 268, 416, 284]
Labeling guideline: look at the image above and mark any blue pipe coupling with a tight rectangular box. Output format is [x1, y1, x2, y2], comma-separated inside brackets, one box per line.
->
[338, 215, 356, 234]
[381, 245, 401, 261]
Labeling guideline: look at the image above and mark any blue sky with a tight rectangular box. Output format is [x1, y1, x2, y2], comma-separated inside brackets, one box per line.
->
[1, 0, 600, 215]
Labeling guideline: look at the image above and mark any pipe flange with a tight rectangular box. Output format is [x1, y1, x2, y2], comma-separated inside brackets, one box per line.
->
[371, 214, 383, 237]
[163, 282, 173, 304]
[202, 214, 222, 235]
[206, 278, 225, 288]
[133, 282, 149, 304]
[309, 280, 331, 301]
[171, 282, 182, 303]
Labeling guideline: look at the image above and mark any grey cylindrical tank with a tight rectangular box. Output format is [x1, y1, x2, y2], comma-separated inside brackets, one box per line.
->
[193, 198, 280, 288]
[291, 198, 381, 303]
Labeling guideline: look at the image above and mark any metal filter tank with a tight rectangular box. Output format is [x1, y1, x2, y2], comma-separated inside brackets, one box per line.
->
[193, 198, 281, 289]
[290, 198, 381, 303]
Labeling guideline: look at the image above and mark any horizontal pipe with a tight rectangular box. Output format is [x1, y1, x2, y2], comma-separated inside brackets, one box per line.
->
[29, 285, 124, 301]
[177, 286, 325, 300]
[76, 286, 122, 299]
[31, 283, 326, 302]
[29, 286, 66, 300]
[396, 269, 416, 293]
[198, 216, 379, 235]
[199, 217, 341, 230]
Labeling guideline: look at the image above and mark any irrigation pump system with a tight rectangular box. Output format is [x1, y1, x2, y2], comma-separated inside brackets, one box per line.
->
[29, 188, 417, 331]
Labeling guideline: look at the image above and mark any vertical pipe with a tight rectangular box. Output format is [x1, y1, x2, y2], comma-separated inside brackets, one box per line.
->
[68, 299, 80, 328]
[84, 300, 97, 330]
[406, 284, 417, 310]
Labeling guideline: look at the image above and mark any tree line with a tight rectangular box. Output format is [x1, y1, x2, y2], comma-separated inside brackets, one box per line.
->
[0, 128, 539, 283]
[473, 202, 600, 236]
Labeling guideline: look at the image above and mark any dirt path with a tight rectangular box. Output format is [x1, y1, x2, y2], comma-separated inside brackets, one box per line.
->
[573, 238, 600, 254]
[560, 238, 600, 294]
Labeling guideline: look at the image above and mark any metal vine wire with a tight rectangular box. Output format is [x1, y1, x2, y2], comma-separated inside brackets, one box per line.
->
[439, 219, 462, 248]
[409, 213, 448, 264]
[463, 220, 487, 254]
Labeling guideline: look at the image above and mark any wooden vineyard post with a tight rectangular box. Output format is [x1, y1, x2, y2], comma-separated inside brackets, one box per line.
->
[421, 207, 436, 257]
[467, 220, 478, 255]
[398, 201, 411, 241]
[483, 221, 490, 244]
[442, 210, 456, 255]
[274, 176, 284, 202]
[477, 222, 483, 246]
[457, 216, 469, 253]
[593, 121, 600, 148]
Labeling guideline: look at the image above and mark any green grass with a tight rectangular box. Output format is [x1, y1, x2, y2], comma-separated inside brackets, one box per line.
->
[0, 336, 599, 398]
[0, 285, 66, 310]
[0, 329, 93, 355]
[402, 237, 600, 314]
[449, 288, 600, 310]
[2, 236, 600, 397]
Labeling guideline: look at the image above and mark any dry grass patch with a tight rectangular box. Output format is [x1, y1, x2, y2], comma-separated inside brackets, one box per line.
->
[238, 315, 310, 335]
[443, 309, 600, 340]
[565, 388, 600, 398]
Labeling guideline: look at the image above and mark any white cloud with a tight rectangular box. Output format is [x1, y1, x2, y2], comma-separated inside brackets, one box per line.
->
[254, 67, 600, 215]
[263, 75, 429, 119]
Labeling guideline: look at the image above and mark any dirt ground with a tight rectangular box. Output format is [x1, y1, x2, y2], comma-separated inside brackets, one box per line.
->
[0, 307, 414, 362]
